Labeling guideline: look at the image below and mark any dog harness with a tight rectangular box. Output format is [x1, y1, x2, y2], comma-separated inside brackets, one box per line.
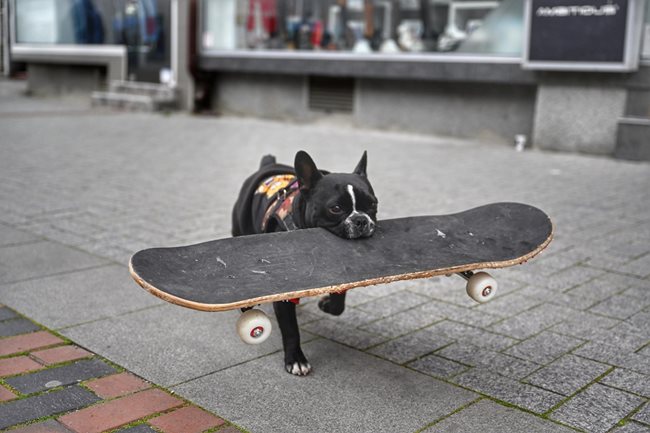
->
[255, 174, 302, 304]
[256, 174, 301, 233]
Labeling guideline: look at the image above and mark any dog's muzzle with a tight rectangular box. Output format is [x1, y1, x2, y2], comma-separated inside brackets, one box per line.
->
[345, 213, 376, 239]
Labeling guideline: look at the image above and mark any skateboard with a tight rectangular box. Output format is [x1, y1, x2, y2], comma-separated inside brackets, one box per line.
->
[130, 202, 553, 344]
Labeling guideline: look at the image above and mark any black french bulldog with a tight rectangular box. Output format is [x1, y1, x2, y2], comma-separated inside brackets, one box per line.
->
[231, 150, 378, 375]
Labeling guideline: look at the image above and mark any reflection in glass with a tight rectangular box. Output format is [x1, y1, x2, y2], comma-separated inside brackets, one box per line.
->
[201, 0, 520, 56]
[14, 0, 171, 81]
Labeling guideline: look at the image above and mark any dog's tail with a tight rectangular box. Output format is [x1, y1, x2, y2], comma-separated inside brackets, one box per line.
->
[259, 154, 276, 168]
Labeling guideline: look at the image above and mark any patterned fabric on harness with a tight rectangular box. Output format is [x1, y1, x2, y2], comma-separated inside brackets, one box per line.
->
[255, 174, 301, 304]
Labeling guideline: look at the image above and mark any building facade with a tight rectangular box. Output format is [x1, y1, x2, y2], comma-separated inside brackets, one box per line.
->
[4, 0, 650, 159]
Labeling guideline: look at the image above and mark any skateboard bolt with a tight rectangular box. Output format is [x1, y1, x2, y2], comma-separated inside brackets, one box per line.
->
[250, 326, 264, 338]
[482, 287, 492, 297]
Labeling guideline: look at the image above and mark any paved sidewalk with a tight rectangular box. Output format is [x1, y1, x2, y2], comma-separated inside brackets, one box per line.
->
[0, 78, 649, 432]
[0, 305, 237, 432]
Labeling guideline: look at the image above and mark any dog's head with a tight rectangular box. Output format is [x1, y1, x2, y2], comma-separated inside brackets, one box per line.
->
[295, 150, 378, 239]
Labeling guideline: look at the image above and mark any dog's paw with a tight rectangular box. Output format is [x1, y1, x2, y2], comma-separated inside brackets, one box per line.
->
[285, 361, 312, 376]
[318, 295, 345, 316]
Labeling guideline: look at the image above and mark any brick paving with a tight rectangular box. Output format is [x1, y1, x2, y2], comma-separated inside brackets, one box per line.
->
[0, 78, 649, 432]
[0, 306, 237, 432]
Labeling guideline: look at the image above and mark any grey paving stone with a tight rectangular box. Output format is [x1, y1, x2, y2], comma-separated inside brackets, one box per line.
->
[0, 317, 41, 337]
[611, 422, 650, 433]
[0, 264, 163, 329]
[437, 343, 540, 380]
[0, 223, 40, 247]
[505, 332, 584, 364]
[0, 385, 100, 430]
[408, 354, 469, 379]
[454, 369, 564, 414]
[491, 304, 576, 340]
[427, 320, 517, 351]
[118, 425, 159, 433]
[62, 303, 286, 387]
[516, 284, 598, 310]
[550, 384, 645, 433]
[424, 399, 576, 433]
[601, 368, 650, 398]
[368, 326, 454, 364]
[551, 312, 621, 339]
[590, 295, 650, 320]
[623, 286, 650, 300]
[634, 403, 650, 425]
[568, 273, 640, 304]
[575, 343, 650, 375]
[542, 265, 605, 292]
[5, 358, 116, 394]
[172, 339, 478, 433]
[619, 254, 650, 279]
[0, 306, 18, 321]
[355, 291, 429, 318]
[5, 419, 75, 433]
[473, 292, 543, 318]
[524, 354, 610, 396]
[0, 241, 108, 284]
[302, 318, 387, 349]
[617, 310, 650, 336]
[359, 302, 445, 338]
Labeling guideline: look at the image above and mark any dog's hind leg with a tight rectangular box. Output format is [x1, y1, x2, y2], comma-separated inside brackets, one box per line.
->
[318, 292, 346, 316]
[273, 301, 312, 376]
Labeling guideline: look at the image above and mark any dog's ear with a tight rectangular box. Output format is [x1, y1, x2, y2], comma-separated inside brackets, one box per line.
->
[295, 151, 323, 192]
[353, 151, 368, 177]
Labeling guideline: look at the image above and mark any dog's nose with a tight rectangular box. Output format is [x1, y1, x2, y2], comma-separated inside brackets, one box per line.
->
[353, 216, 368, 230]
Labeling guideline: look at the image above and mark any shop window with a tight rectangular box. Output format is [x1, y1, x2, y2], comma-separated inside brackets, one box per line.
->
[201, 0, 522, 57]
[13, 0, 171, 80]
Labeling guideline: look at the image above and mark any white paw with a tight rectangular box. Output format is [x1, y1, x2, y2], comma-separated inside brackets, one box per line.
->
[286, 362, 312, 376]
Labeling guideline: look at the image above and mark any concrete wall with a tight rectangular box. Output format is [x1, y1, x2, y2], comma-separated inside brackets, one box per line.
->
[28, 63, 105, 96]
[215, 73, 308, 121]
[213, 72, 537, 144]
[357, 79, 536, 143]
[533, 78, 627, 155]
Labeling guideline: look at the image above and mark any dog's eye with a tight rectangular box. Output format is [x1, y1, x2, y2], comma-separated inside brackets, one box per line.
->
[329, 205, 343, 214]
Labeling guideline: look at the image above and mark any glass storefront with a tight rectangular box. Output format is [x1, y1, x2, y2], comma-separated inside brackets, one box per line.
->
[13, 0, 171, 81]
[201, 0, 524, 57]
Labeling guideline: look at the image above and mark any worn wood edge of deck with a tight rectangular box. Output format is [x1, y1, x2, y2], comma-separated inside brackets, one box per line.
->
[129, 223, 554, 312]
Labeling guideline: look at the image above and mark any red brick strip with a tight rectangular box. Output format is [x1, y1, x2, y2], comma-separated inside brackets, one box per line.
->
[31, 345, 92, 365]
[149, 406, 225, 433]
[0, 356, 43, 377]
[0, 331, 63, 357]
[84, 372, 151, 399]
[58, 388, 183, 433]
[0, 385, 17, 402]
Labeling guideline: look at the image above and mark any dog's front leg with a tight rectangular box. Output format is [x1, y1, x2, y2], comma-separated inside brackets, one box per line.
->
[273, 301, 311, 376]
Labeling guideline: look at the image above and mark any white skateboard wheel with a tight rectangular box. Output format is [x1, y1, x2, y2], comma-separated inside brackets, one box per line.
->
[466, 272, 497, 303]
[236, 309, 272, 344]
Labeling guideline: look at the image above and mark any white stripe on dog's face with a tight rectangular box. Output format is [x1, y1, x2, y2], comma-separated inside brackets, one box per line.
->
[344, 184, 375, 238]
[347, 184, 357, 212]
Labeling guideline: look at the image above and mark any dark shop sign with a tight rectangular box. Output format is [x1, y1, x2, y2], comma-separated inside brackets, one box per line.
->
[523, 0, 645, 71]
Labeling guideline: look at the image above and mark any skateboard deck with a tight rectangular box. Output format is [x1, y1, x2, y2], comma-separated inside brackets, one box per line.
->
[130, 202, 553, 311]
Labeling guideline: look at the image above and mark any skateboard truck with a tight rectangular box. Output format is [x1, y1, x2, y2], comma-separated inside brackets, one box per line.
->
[458, 271, 498, 303]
